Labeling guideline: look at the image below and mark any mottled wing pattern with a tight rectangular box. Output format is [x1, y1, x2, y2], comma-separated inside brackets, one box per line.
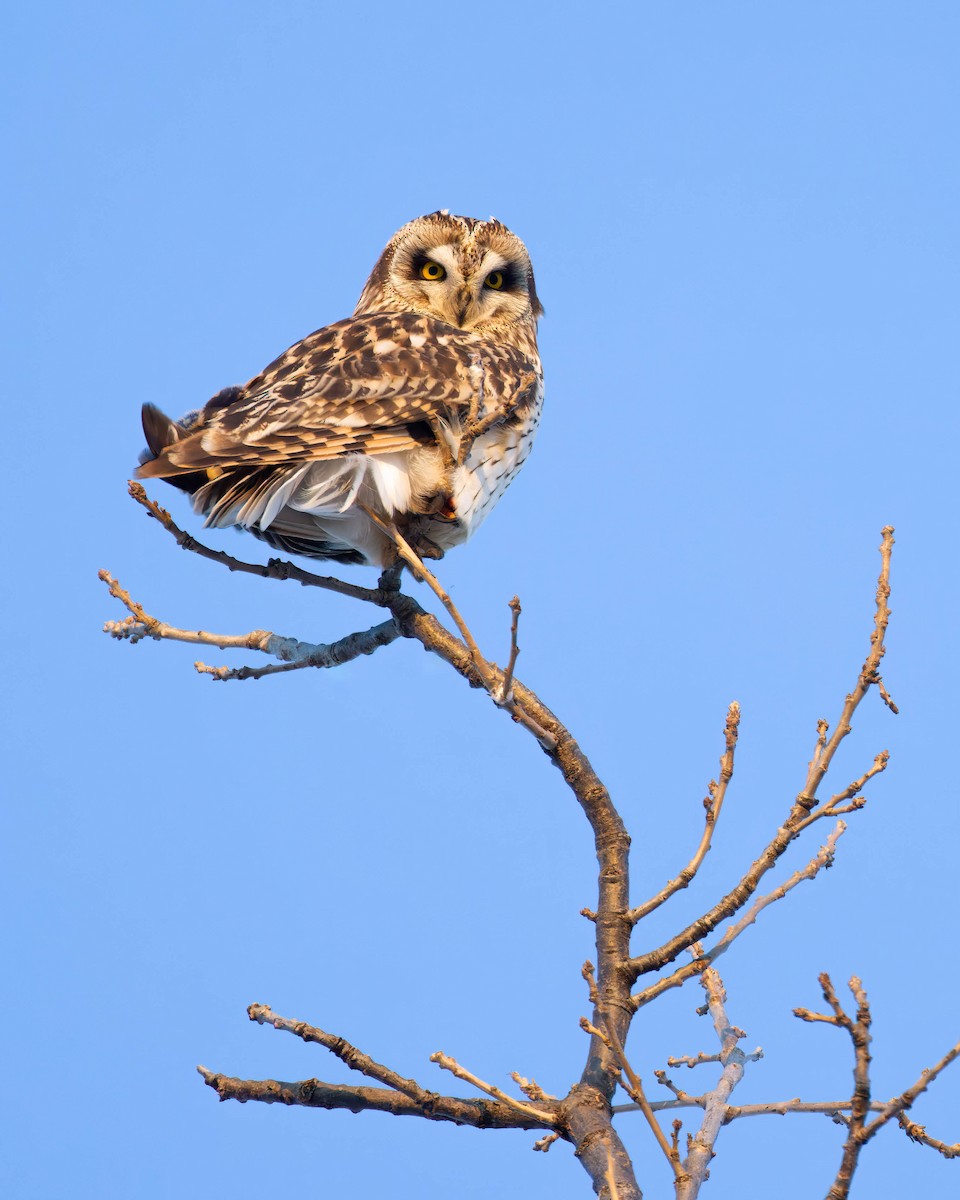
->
[138, 311, 538, 477]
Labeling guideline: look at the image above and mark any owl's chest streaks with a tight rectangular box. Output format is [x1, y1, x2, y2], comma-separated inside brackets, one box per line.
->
[421, 374, 544, 546]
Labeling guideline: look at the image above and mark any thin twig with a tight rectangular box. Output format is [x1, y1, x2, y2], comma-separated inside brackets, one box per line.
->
[511, 1072, 556, 1102]
[675, 959, 758, 1200]
[629, 702, 740, 924]
[796, 527, 897, 807]
[194, 620, 399, 680]
[793, 751, 890, 833]
[247, 1004, 436, 1105]
[580, 1016, 681, 1177]
[366, 510, 558, 748]
[654, 1070, 703, 1106]
[429, 1051, 558, 1126]
[866, 1040, 960, 1139]
[498, 595, 522, 705]
[362, 506, 492, 679]
[632, 823, 847, 1009]
[794, 975, 873, 1200]
[126, 482, 382, 603]
[898, 1113, 960, 1159]
[99, 570, 399, 679]
[793, 983, 960, 1189]
[613, 1098, 890, 1118]
[628, 529, 896, 984]
[809, 718, 830, 772]
[196, 1066, 551, 1130]
[667, 1053, 722, 1069]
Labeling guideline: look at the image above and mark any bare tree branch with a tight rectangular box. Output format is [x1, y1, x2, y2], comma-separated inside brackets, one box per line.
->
[614, 1098, 890, 1119]
[898, 1113, 960, 1159]
[196, 1066, 551, 1130]
[363, 507, 557, 746]
[126, 481, 383, 604]
[580, 965, 681, 1180]
[793, 751, 890, 833]
[628, 702, 740, 926]
[100, 569, 399, 679]
[794, 974, 874, 1200]
[364, 506, 494, 684]
[429, 1051, 559, 1125]
[654, 1070, 703, 1107]
[196, 1005, 560, 1133]
[511, 1072, 557, 1103]
[675, 960, 758, 1200]
[792, 976, 960, 1195]
[666, 1053, 722, 1069]
[246, 1004, 442, 1107]
[632, 823, 846, 1010]
[627, 529, 895, 984]
[499, 595, 523, 705]
[866, 1041, 960, 1143]
[105, 500, 953, 1197]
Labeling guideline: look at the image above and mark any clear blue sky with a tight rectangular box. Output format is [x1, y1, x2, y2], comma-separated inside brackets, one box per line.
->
[3, 3, 958, 1197]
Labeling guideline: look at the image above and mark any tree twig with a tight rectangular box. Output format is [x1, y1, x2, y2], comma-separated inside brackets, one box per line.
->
[795, 974, 873, 1200]
[613, 1098, 891, 1118]
[866, 1041, 960, 1142]
[676, 960, 756, 1199]
[362, 508, 558, 747]
[666, 1053, 722, 1069]
[898, 1113, 960, 1159]
[429, 1051, 558, 1126]
[498, 595, 523, 705]
[99, 570, 399, 678]
[196, 1066, 551, 1130]
[247, 1004, 437, 1105]
[126, 481, 382, 603]
[632, 823, 846, 1009]
[628, 529, 896, 985]
[629, 702, 740, 925]
[793, 751, 890, 832]
[794, 976, 960, 1195]
[580, 1013, 681, 1178]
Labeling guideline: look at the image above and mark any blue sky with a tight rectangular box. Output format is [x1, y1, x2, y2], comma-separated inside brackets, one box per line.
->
[3, 3, 958, 1196]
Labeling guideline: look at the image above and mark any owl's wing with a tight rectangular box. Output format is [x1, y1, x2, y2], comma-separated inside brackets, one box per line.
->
[137, 310, 538, 478]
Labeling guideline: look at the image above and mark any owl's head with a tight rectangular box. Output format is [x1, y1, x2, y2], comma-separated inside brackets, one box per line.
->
[355, 212, 543, 340]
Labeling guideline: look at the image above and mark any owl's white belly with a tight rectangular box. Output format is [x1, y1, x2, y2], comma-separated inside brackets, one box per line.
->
[246, 390, 541, 566]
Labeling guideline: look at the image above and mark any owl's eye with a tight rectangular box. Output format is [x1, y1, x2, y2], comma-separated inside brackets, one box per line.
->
[419, 260, 446, 281]
[485, 270, 505, 291]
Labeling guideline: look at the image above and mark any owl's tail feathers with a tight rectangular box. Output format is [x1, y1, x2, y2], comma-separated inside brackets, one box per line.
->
[136, 403, 212, 497]
[138, 387, 248, 479]
[138, 403, 184, 468]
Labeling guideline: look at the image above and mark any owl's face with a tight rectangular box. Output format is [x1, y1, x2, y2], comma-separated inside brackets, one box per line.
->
[355, 212, 542, 340]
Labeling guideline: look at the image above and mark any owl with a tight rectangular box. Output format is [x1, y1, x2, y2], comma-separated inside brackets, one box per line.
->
[137, 212, 543, 568]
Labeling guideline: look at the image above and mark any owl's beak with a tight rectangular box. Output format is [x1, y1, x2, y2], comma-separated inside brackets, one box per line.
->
[454, 284, 473, 327]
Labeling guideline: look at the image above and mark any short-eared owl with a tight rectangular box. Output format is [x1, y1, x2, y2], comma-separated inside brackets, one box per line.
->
[137, 212, 543, 567]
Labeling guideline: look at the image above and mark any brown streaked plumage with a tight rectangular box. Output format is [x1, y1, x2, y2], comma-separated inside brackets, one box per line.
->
[137, 211, 544, 566]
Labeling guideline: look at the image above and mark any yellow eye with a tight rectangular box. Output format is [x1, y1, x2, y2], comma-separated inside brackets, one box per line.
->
[419, 260, 446, 281]
[485, 270, 505, 290]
